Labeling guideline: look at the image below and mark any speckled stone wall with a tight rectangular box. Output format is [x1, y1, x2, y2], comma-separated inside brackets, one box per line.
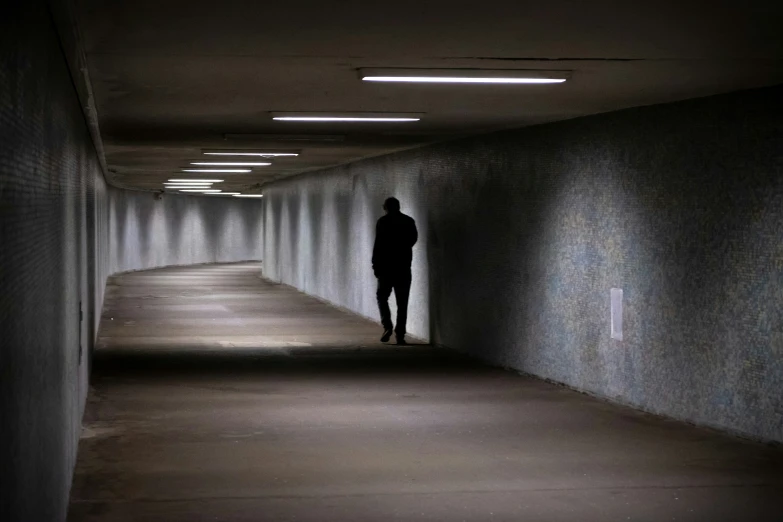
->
[0, 3, 264, 516]
[108, 189, 263, 274]
[0, 1, 110, 519]
[264, 85, 783, 443]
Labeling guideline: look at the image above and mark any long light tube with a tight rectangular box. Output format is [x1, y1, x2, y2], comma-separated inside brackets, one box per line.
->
[271, 112, 422, 122]
[168, 179, 224, 183]
[203, 152, 299, 157]
[182, 169, 251, 173]
[190, 162, 272, 166]
[273, 116, 419, 122]
[359, 68, 570, 84]
[179, 189, 222, 193]
[233, 194, 264, 198]
[364, 76, 565, 84]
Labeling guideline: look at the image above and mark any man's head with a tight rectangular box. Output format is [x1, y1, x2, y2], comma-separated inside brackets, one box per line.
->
[383, 197, 401, 214]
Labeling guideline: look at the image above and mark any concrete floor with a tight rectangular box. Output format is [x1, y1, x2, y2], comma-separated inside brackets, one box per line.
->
[68, 263, 783, 521]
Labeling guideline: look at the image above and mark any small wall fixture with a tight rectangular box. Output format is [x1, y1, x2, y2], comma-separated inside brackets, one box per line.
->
[611, 288, 623, 341]
[271, 112, 422, 122]
[359, 68, 570, 84]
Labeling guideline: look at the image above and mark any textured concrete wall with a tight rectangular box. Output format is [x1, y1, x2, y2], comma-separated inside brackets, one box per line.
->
[264, 85, 783, 443]
[108, 189, 263, 274]
[1, 4, 262, 519]
[264, 162, 430, 337]
[0, 1, 110, 519]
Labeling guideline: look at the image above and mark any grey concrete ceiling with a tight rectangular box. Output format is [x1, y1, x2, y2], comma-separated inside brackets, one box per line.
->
[75, 0, 783, 193]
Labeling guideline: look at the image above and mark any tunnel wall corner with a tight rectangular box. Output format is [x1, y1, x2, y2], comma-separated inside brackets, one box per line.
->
[107, 187, 264, 275]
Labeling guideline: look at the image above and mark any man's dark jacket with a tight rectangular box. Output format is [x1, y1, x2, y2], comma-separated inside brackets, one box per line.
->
[372, 212, 418, 276]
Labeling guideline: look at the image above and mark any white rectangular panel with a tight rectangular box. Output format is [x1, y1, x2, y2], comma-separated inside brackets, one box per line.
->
[611, 288, 623, 341]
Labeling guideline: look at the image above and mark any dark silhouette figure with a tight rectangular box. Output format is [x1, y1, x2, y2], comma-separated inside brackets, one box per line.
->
[372, 197, 418, 344]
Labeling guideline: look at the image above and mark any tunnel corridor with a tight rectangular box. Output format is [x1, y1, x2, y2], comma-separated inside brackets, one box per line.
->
[66, 263, 783, 521]
[5, 1, 783, 520]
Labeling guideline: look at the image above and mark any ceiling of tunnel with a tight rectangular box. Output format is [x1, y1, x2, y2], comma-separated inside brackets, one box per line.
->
[74, 0, 783, 194]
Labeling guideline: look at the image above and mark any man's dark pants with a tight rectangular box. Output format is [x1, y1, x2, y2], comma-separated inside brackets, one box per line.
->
[376, 270, 412, 339]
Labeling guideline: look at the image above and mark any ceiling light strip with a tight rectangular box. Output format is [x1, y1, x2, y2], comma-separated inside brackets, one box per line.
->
[190, 162, 272, 166]
[203, 150, 300, 156]
[358, 68, 570, 84]
[273, 116, 419, 122]
[271, 112, 422, 122]
[363, 77, 565, 84]
[182, 169, 252, 173]
[168, 179, 224, 183]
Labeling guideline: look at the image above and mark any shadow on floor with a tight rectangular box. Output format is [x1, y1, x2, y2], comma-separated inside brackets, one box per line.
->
[92, 344, 490, 379]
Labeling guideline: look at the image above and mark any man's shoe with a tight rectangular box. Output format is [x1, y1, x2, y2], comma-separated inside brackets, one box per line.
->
[381, 329, 393, 343]
[395, 337, 408, 346]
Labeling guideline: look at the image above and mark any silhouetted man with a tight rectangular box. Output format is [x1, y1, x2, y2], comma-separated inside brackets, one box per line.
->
[373, 197, 418, 345]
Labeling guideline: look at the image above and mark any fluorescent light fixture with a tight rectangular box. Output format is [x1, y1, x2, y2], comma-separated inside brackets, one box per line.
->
[190, 162, 272, 166]
[223, 134, 344, 142]
[271, 112, 422, 122]
[179, 189, 222, 193]
[275, 117, 420, 122]
[233, 194, 264, 198]
[168, 179, 224, 183]
[207, 192, 241, 195]
[359, 68, 570, 84]
[205, 153, 297, 157]
[367, 77, 565, 84]
[204, 150, 300, 156]
[182, 169, 251, 173]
